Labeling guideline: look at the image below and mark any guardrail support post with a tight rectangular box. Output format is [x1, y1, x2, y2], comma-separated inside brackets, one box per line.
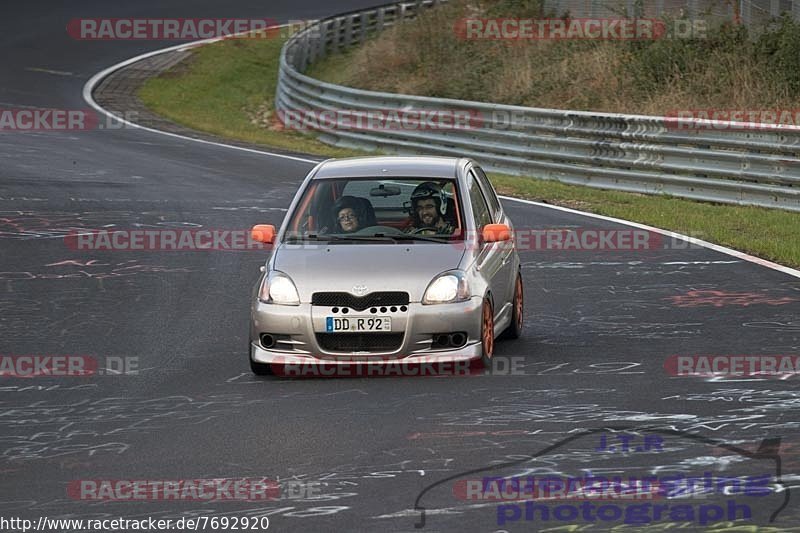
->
[377, 7, 385, 31]
[742, 0, 752, 25]
[344, 15, 353, 47]
[332, 18, 341, 52]
[359, 12, 368, 43]
[298, 36, 309, 72]
[316, 21, 328, 59]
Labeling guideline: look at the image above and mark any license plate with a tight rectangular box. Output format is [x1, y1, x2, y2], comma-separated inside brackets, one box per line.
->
[326, 316, 391, 332]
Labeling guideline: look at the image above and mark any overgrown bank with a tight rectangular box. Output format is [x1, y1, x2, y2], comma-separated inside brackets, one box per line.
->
[307, 0, 800, 116]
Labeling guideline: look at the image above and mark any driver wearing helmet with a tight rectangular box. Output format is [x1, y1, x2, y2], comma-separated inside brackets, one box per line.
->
[406, 182, 456, 235]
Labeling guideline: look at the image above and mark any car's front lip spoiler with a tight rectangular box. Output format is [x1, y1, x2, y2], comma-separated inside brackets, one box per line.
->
[250, 342, 482, 366]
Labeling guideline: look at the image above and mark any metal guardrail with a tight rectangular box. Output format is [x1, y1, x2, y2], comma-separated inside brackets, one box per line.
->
[276, 0, 800, 211]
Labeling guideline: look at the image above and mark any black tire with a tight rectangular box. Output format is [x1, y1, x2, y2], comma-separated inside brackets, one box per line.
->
[480, 297, 494, 368]
[502, 272, 524, 340]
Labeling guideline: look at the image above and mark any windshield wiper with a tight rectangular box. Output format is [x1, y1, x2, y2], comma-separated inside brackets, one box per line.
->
[285, 233, 452, 244]
[376, 233, 450, 243]
[285, 234, 396, 243]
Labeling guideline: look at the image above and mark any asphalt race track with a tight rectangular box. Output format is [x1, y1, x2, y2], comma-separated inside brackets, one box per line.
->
[1, 1, 800, 531]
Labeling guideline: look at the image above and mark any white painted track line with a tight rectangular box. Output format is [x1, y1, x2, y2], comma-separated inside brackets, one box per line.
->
[501, 196, 800, 279]
[82, 29, 319, 165]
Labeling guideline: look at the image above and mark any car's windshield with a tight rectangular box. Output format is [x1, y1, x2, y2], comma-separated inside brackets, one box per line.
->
[283, 177, 463, 242]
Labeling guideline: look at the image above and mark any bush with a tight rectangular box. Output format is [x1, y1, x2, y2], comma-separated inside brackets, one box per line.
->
[756, 15, 800, 95]
[307, 0, 800, 114]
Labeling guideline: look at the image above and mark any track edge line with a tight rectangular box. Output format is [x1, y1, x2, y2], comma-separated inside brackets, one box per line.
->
[499, 195, 800, 280]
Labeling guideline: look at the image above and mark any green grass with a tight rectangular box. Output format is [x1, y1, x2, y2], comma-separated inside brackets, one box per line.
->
[139, 37, 362, 158]
[304, 48, 357, 86]
[489, 175, 800, 267]
[138, 34, 800, 269]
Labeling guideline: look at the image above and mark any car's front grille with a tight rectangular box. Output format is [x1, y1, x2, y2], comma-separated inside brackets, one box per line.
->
[312, 292, 409, 311]
[316, 333, 405, 352]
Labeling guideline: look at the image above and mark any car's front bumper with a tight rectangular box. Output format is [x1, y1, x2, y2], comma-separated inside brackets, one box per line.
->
[250, 296, 484, 365]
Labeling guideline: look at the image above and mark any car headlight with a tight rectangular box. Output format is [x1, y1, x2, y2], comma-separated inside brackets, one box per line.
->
[422, 271, 470, 304]
[259, 271, 300, 305]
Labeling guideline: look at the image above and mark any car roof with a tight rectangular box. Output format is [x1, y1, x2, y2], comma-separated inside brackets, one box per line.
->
[312, 156, 466, 180]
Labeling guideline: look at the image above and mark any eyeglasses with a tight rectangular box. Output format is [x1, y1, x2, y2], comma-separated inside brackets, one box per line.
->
[338, 214, 357, 222]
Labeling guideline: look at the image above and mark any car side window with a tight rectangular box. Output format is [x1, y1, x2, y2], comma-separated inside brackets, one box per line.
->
[468, 174, 493, 229]
[473, 166, 502, 220]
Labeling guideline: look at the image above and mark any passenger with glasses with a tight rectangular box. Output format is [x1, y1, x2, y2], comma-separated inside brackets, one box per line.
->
[331, 196, 363, 233]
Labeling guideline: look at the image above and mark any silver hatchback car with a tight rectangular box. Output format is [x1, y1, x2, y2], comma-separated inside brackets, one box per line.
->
[249, 156, 523, 375]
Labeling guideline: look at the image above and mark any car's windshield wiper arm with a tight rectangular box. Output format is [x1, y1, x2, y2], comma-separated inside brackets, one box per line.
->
[285, 233, 452, 243]
[378, 234, 450, 243]
[286, 234, 396, 242]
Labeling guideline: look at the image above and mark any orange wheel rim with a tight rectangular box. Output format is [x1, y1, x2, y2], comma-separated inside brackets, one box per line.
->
[515, 276, 523, 329]
[482, 301, 493, 358]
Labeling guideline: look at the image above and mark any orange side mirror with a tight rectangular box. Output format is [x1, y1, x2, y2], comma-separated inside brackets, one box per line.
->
[251, 224, 276, 244]
[482, 223, 511, 243]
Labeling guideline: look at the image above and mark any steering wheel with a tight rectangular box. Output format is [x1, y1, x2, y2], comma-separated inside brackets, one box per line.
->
[410, 226, 439, 235]
[354, 225, 405, 235]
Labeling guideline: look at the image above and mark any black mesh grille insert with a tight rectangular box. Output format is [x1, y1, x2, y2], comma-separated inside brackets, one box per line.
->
[312, 292, 409, 311]
[316, 333, 404, 352]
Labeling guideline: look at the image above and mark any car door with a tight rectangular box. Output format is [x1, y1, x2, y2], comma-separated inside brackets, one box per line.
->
[472, 165, 516, 305]
[466, 167, 509, 316]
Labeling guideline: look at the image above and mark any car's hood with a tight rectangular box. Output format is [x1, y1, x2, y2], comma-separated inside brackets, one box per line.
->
[273, 243, 466, 302]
